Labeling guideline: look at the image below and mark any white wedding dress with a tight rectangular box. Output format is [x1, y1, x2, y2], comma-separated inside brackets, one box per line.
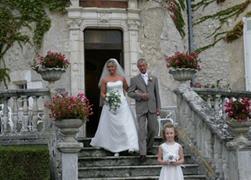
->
[90, 80, 139, 153]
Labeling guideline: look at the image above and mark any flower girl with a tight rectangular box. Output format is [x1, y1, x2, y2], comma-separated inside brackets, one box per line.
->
[157, 123, 184, 180]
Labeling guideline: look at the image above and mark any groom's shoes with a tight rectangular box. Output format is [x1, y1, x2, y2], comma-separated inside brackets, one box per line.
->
[147, 151, 155, 155]
[139, 155, 146, 162]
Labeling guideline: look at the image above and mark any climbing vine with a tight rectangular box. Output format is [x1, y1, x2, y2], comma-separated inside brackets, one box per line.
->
[192, 0, 251, 52]
[225, 21, 243, 42]
[192, 0, 226, 11]
[0, 0, 69, 87]
[194, 0, 250, 25]
[165, 0, 186, 38]
[152, 0, 186, 38]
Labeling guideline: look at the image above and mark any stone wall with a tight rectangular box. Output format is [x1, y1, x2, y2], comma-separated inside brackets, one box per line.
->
[192, 0, 251, 90]
[138, 1, 188, 106]
[3, 13, 71, 92]
[2, 1, 187, 107]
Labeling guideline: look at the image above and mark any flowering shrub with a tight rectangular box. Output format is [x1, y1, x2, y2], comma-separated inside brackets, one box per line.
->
[224, 97, 251, 122]
[165, 51, 200, 70]
[46, 92, 93, 120]
[33, 51, 70, 70]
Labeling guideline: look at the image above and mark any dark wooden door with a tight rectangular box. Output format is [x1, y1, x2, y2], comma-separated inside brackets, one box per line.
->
[84, 29, 123, 137]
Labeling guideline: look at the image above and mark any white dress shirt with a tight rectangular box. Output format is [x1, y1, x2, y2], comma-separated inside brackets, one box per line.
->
[141, 72, 148, 85]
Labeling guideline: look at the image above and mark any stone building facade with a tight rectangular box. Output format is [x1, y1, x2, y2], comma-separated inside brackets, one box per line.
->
[3, 0, 251, 136]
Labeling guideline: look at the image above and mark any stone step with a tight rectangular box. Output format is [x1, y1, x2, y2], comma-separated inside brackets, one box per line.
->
[78, 137, 164, 147]
[78, 155, 194, 167]
[79, 145, 188, 157]
[79, 174, 207, 180]
[78, 164, 199, 178]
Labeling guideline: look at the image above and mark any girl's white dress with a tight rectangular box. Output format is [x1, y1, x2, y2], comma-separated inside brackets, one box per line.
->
[90, 80, 139, 153]
[159, 142, 184, 180]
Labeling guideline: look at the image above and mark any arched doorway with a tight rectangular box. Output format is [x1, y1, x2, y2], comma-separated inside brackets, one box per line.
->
[84, 29, 124, 137]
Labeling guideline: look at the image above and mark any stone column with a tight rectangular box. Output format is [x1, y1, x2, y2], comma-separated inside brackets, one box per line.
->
[67, 18, 86, 137]
[127, 9, 140, 77]
[70, 0, 79, 7]
[58, 142, 83, 180]
[67, 18, 84, 96]
[128, 0, 138, 9]
[227, 138, 251, 180]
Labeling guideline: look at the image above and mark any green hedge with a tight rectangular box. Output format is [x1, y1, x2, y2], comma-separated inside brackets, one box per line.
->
[0, 145, 50, 180]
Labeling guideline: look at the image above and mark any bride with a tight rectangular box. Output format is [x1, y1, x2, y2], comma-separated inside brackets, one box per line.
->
[90, 58, 139, 156]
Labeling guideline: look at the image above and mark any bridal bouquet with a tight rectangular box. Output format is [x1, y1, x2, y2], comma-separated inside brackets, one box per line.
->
[105, 90, 121, 114]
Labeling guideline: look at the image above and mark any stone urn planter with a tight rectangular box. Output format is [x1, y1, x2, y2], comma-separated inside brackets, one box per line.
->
[55, 119, 84, 143]
[169, 68, 197, 82]
[37, 68, 65, 82]
[227, 119, 251, 138]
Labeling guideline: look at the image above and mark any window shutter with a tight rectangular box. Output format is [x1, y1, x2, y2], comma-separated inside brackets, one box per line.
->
[243, 17, 251, 90]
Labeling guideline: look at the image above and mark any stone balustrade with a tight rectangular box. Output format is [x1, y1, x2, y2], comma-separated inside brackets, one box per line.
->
[0, 88, 50, 144]
[175, 86, 251, 180]
[194, 88, 251, 121]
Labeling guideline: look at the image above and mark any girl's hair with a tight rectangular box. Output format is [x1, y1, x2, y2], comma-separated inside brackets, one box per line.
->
[106, 59, 117, 67]
[162, 123, 179, 141]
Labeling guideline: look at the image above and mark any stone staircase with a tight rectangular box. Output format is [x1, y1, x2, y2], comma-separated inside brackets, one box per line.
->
[78, 137, 207, 180]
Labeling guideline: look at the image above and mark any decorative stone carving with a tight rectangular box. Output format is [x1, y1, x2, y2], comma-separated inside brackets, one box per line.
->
[97, 12, 111, 23]
[67, 18, 82, 30]
[55, 119, 83, 143]
[169, 68, 197, 82]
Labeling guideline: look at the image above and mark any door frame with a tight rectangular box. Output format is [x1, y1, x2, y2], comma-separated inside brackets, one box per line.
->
[67, 7, 140, 137]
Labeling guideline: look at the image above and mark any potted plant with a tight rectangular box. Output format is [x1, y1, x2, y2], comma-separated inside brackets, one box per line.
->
[165, 51, 200, 82]
[32, 51, 70, 82]
[224, 97, 251, 138]
[45, 91, 93, 142]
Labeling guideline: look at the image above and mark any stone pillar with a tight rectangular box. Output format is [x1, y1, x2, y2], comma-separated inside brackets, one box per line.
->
[58, 142, 83, 180]
[227, 138, 251, 180]
[70, 0, 79, 7]
[127, 9, 140, 77]
[128, 0, 138, 9]
[67, 18, 86, 137]
[67, 19, 84, 96]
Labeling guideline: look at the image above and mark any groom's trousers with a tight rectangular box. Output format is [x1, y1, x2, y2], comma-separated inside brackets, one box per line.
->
[137, 111, 159, 155]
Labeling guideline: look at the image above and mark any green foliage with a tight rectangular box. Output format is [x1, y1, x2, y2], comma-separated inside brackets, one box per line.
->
[193, 0, 251, 52]
[0, 0, 69, 86]
[192, 0, 226, 11]
[0, 145, 50, 180]
[173, 0, 186, 38]
[194, 0, 250, 25]
[166, 0, 186, 38]
[225, 21, 243, 43]
[154, 0, 186, 38]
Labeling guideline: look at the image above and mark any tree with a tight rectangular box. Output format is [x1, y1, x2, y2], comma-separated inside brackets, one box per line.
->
[0, 0, 69, 88]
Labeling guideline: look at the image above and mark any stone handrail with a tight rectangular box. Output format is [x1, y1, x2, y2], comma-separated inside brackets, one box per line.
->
[175, 86, 251, 180]
[194, 88, 251, 121]
[0, 88, 50, 144]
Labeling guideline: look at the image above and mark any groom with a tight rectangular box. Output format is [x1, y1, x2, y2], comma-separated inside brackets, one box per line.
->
[128, 58, 161, 161]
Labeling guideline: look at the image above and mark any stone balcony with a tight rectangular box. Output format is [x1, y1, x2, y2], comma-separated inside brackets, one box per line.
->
[0, 88, 50, 145]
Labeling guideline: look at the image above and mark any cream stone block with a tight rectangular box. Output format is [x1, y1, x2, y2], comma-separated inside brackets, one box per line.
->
[70, 0, 79, 7]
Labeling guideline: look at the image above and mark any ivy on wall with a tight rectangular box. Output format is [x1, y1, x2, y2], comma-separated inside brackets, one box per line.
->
[0, 0, 69, 87]
[192, 0, 226, 11]
[165, 0, 186, 38]
[152, 0, 186, 38]
[192, 0, 251, 52]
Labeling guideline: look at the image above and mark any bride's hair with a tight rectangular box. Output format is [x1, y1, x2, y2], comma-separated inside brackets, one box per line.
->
[98, 58, 125, 87]
[106, 58, 118, 67]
